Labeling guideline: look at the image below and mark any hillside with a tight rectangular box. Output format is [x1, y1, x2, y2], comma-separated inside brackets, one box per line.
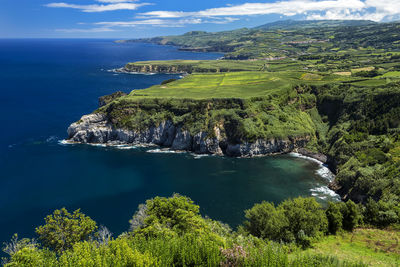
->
[119, 21, 400, 59]
[254, 20, 376, 30]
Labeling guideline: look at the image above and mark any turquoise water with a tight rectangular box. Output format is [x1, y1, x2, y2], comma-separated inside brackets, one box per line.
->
[0, 39, 337, 244]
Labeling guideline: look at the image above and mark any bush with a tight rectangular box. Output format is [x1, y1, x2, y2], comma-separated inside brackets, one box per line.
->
[243, 201, 288, 241]
[130, 194, 209, 238]
[58, 239, 158, 266]
[326, 202, 343, 234]
[280, 197, 328, 242]
[364, 198, 400, 228]
[35, 208, 97, 253]
[341, 200, 361, 231]
[243, 197, 328, 246]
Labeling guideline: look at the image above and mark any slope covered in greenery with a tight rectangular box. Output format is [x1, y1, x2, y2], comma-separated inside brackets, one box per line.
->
[4, 195, 399, 266]
[121, 21, 400, 59]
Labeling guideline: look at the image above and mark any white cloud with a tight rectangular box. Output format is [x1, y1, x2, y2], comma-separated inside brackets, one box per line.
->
[95, 18, 214, 28]
[45, 1, 149, 12]
[141, 0, 365, 18]
[47, 0, 400, 33]
[139, 0, 400, 22]
[95, 0, 138, 3]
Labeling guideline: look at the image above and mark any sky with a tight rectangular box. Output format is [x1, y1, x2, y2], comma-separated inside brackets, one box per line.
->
[1, 0, 400, 38]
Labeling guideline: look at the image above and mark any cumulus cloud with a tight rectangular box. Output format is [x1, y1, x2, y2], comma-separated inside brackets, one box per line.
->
[139, 0, 400, 22]
[95, 17, 236, 28]
[47, 0, 400, 32]
[45, 1, 150, 12]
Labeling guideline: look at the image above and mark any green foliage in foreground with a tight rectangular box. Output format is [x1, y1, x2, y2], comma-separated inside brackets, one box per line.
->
[243, 198, 328, 247]
[294, 228, 400, 266]
[3, 195, 381, 267]
[35, 208, 97, 253]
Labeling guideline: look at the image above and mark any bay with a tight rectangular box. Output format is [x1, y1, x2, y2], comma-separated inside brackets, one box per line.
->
[0, 39, 337, 244]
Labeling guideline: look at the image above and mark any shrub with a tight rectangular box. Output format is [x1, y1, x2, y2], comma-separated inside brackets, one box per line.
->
[326, 202, 343, 234]
[243, 201, 288, 241]
[35, 208, 97, 253]
[243, 197, 328, 246]
[341, 200, 361, 231]
[58, 239, 158, 267]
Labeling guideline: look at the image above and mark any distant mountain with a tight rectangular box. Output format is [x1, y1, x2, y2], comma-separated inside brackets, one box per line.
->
[255, 19, 378, 30]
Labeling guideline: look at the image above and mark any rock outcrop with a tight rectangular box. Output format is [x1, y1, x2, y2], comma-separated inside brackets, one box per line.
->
[67, 113, 310, 157]
[119, 64, 194, 74]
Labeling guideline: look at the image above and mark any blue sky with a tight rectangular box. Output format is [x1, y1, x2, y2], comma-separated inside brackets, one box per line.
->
[1, 0, 399, 38]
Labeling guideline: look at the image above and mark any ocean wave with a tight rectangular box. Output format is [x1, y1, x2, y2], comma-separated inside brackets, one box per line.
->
[290, 152, 340, 200]
[311, 186, 340, 200]
[58, 139, 73, 145]
[107, 68, 157, 75]
[191, 153, 211, 159]
[289, 152, 321, 164]
[114, 145, 137, 150]
[289, 152, 334, 182]
[147, 148, 186, 154]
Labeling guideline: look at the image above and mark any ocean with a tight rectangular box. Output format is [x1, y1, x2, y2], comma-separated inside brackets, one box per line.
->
[0, 39, 338, 243]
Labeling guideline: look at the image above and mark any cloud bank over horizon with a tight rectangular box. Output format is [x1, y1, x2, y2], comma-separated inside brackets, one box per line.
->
[44, 0, 400, 34]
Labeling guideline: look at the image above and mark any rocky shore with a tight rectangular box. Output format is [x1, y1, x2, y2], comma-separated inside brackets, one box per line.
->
[67, 113, 311, 157]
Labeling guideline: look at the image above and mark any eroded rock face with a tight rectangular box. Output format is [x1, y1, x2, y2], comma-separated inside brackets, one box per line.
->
[67, 113, 310, 157]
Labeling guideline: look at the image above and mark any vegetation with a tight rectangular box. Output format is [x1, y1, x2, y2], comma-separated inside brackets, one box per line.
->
[35, 208, 97, 253]
[31, 20, 400, 266]
[123, 20, 400, 60]
[99, 75, 400, 204]
[293, 228, 400, 266]
[6, 195, 398, 266]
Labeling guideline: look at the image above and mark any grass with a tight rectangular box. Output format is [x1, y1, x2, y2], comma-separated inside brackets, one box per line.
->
[293, 228, 400, 267]
[125, 60, 268, 72]
[383, 71, 400, 77]
[126, 71, 357, 100]
[127, 71, 295, 99]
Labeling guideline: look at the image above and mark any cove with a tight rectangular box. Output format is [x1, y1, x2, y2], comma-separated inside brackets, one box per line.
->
[0, 39, 337, 244]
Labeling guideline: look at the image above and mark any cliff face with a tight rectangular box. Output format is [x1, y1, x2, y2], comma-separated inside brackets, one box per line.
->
[67, 113, 310, 157]
[122, 64, 193, 74]
[120, 63, 246, 74]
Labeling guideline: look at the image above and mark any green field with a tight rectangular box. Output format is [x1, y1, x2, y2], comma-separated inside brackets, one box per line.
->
[125, 71, 358, 99]
[128, 72, 294, 99]
[293, 228, 400, 266]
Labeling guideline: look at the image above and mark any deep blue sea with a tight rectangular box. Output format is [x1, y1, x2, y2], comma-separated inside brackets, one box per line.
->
[0, 39, 338, 244]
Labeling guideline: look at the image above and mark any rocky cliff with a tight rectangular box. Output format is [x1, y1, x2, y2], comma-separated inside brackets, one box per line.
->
[67, 113, 310, 157]
[121, 64, 193, 74]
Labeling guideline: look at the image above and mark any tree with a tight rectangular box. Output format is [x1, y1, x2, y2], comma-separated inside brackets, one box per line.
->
[364, 198, 379, 226]
[326, 202, 343, 234]
[242, 197, 328, 246]
[131, 194, 208, 237]
[243, 201, 288, 241]
[280, 197, 328, 242]
[36, 208, 97, 253]
[341, 200, 361, 231]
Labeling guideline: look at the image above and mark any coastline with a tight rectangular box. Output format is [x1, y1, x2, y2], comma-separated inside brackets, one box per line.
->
[60, 137, 340, 200]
